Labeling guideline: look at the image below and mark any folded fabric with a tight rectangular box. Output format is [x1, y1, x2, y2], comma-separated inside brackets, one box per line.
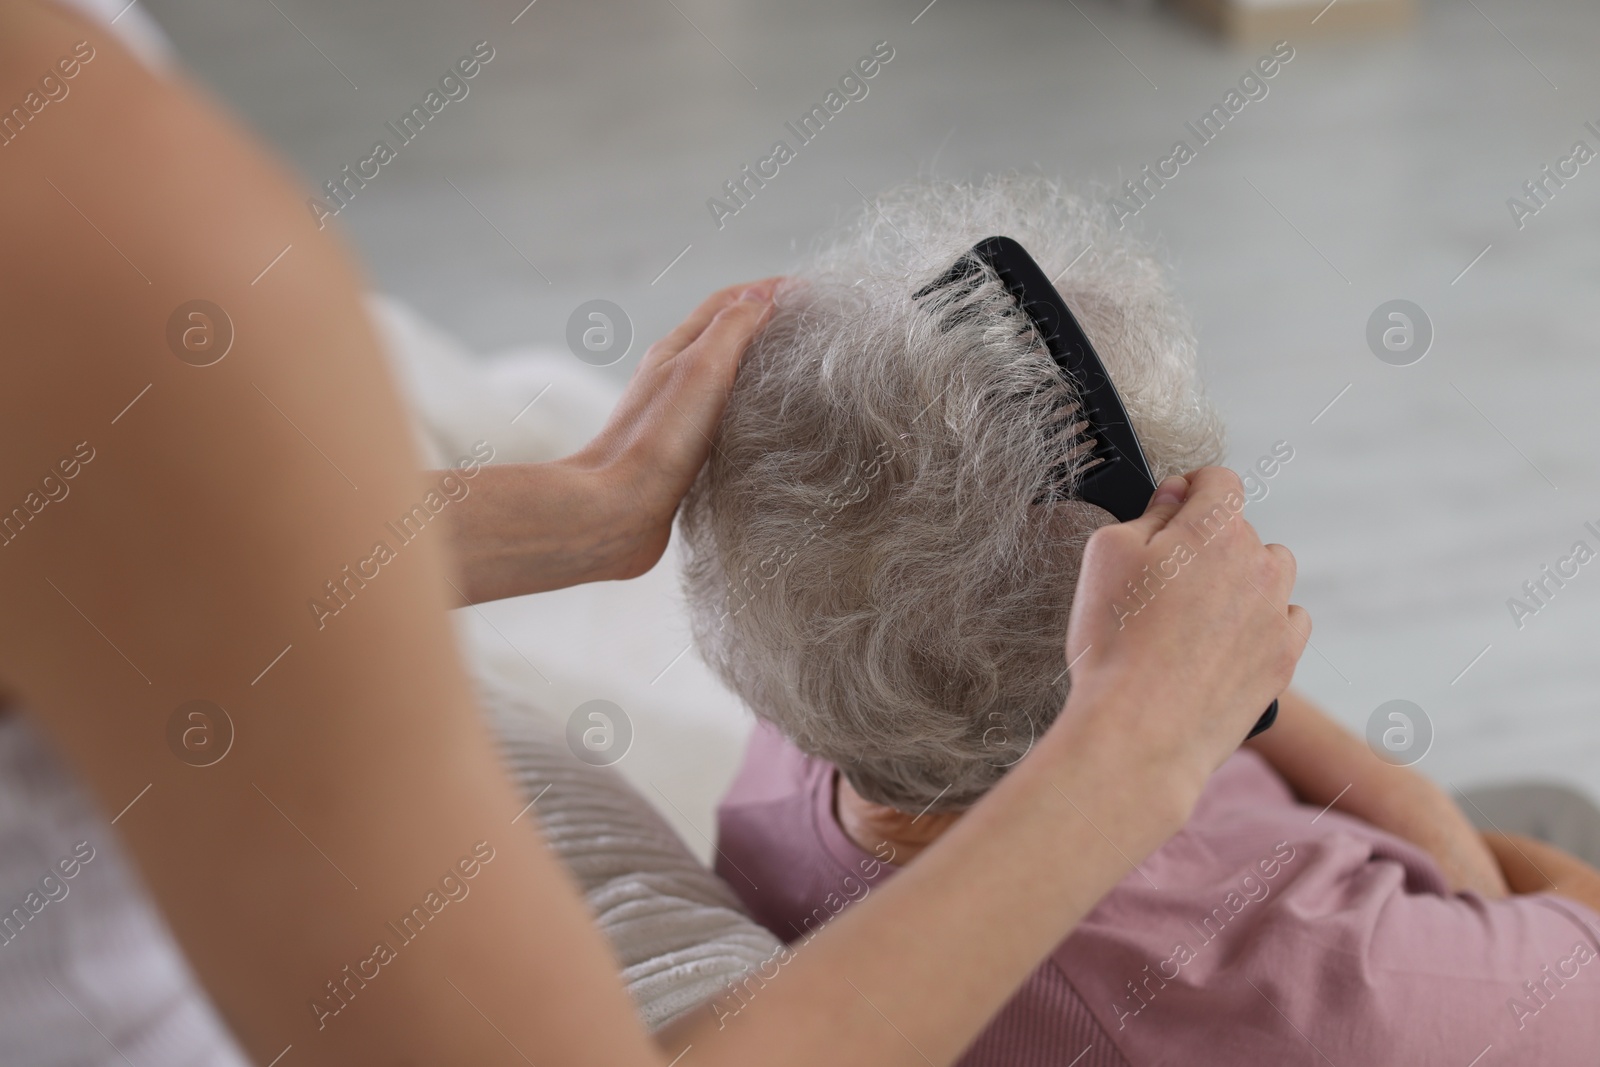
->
[480, 674, 783, 1029]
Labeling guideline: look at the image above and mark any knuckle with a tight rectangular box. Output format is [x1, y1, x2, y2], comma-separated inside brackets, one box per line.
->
[714, 300, 763, 327]
[1090, 522, 1134, 552]
[1084, 528, 1131, 571]
[1274, 647, 1297, 681]
[1256, 547, 1282, 583]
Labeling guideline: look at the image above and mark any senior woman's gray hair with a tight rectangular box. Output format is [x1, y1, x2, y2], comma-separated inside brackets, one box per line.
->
[677, 175, 1225, 812]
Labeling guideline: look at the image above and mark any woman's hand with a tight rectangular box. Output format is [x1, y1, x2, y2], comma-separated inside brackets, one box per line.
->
[1484, 832, 1600, 914]
[562, 278, 783, 579]
[438, 280, 781, 603]
[1055, 468, 1312, 826]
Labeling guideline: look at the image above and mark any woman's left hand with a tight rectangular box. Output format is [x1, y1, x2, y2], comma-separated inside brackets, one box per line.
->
[439, 279, 782, 603]
[563, 277, 782, 579]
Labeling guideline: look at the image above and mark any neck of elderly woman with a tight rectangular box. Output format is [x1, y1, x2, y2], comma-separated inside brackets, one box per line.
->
[835, 771, 964, 865]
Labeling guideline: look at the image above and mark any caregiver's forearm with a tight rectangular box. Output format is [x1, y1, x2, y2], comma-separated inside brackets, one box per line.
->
[433, 460, 645, 603]
[657, 679, 1193, 1066]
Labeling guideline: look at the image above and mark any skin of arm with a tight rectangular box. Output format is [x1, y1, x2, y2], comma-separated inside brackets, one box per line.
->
[432, 461, 643, 603]
[1484, 833, 1600, 916]
[1245, 689, 1509, 897]
[0, 8, 672, 1065]
[0, 8, 1308, 1065]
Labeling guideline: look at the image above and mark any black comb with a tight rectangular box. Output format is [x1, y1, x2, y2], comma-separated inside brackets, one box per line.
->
[913, 235, 1277, 739]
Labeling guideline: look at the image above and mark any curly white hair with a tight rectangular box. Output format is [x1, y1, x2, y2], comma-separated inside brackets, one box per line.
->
[678, 174, 1225, 811]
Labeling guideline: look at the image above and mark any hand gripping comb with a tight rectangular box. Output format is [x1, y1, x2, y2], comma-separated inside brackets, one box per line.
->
[912, 235, 1278, 738]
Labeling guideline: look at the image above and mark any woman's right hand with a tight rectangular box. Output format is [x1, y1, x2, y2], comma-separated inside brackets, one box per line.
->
[1060, 466, 1311, 817]
[1484, 832, 1600, 914]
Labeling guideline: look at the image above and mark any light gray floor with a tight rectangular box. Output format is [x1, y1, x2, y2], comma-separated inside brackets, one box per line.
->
[143, 0, 1600, 800]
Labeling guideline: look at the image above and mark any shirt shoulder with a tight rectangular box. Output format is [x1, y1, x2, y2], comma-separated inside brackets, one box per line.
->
[715, 721, 877, 938]
[1059, 766, 1600, 1065]
[719, 719, 819, 810]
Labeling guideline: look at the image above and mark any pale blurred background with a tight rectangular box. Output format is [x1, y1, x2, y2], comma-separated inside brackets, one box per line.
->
[136, 0, 1600, 856]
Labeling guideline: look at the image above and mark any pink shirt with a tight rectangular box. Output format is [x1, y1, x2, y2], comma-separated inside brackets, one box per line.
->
[717, 722, 1600, 1065]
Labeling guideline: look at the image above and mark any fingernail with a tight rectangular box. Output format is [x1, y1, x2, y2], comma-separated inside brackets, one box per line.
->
[1152, 475, 1187, 505]
[740, 282, 774, 302]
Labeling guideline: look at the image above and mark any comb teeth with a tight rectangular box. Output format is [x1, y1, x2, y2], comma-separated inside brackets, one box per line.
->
[911, 255, 989, 333]
[916, 254, 1107, 501]
[1042, 408, 1103, 469]
[912, 254, 1038, 344]
[914, 237, 1161, 517]
[910, 252, 982, 303]
[1039, 425, 1111, 502]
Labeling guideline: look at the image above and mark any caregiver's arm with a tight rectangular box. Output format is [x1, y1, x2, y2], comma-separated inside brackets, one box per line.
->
[1246, 690, 1510, 897]
[0, 7, 673, 1065]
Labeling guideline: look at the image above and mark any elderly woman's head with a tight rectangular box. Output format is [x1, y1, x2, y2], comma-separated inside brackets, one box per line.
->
[678, 175, 1224, 813]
